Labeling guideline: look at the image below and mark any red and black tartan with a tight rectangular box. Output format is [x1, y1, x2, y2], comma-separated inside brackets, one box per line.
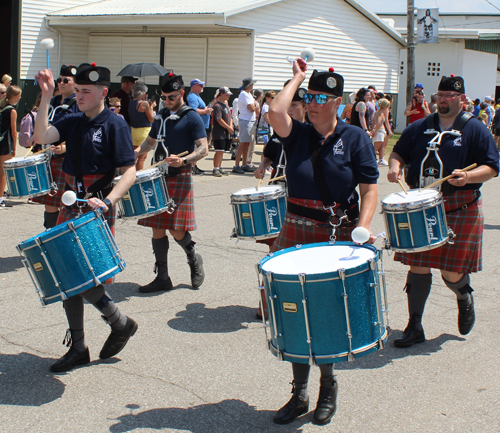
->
[270, 197, 352, 252]
[394, 190, 483, 273]
[31, 157, 66, 206]
[137, 165, 196, 231]
[56, 174, 116, 234]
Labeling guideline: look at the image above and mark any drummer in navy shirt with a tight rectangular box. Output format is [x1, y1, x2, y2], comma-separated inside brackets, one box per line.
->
[266, 61, 378, 426]
[33, 64, 138, 374]
[388, 75, 499, 348]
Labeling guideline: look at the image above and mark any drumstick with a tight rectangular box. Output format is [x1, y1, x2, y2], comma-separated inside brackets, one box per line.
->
[31, 147, 53, 156]
[24, 145, 34, 158]
[149, 151, 189, 169]
[266, 174, 286, 183]
[397, 179, 408, 195]
[256, 177, 263, 190]
[422, 163, 478, 190]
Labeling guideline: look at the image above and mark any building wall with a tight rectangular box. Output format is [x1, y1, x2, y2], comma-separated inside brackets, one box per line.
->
[226, 0, 402, 93]
[462, 49, 498, 100]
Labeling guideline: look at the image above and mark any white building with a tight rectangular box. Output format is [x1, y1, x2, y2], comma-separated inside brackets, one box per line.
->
[13, 0, 405, 122]
[379, 12, 500, 131]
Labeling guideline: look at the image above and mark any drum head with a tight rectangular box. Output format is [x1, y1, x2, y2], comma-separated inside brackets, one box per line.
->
[382, 189, 440, 205]
[4, 154, 48, 167]
[232, 185, 284, 197]
[114, 167, 161, 184]
[261, 243, 376, 275]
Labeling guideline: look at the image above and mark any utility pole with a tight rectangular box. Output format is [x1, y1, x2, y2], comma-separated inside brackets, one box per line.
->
[407, 0, 415, 112]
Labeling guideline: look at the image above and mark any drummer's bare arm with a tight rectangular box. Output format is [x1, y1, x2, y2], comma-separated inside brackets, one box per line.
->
[448, 165, 497, 187]
[358, 183, 378, 243]
[254, 157, 273, 179]
[34, 69, 61, 145]
[387, 152, 405, 183]
[166, 137, 208, 168]
[135, 135, 156, 157]
[51, 143, 66, 155]
[269, 59, 306, 138]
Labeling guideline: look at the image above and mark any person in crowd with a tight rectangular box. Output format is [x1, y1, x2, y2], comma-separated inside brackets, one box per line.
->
[350, 87, 371, 136]
[109, 97, 125, 120]
[2, 74, 12, 88]
[211, 86, 233, 177]
[404, 88, 430, 123]
[371, 98, 392, 166]
[110, 76, 137, 125]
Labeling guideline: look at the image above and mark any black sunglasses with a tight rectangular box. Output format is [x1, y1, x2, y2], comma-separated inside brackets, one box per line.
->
[57, 78, 71, 84]
[160, 92, 181, 101]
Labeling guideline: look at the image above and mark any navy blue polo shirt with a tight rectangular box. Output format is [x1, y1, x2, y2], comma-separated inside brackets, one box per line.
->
[281, 119, 379, 202]
[51, 94, 79, 123]
[393, 112, 499, 190]
[52, 107, 135, 175]
[263, 134, 284, 168]
[149, 106, 206, 155]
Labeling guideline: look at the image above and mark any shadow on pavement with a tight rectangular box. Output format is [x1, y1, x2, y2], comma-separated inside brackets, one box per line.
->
[109, 399, 307, 433]
[0, 255, 23, 273]
[0, 352, 65, 406]
[484, 224, 500, 230]
[104, 282, 141, 303]
[168, 303, 256, 333]
[336, 331, 466, 370]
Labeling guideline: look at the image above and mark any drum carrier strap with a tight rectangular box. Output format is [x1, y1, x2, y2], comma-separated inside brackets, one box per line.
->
[73, 117, 115, 202]
[285, 127, 360, 236]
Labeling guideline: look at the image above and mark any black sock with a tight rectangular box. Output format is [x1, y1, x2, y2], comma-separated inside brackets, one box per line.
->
[44, 211, 60, 229]
[175, 232, 196, 257]
[405, 271, 432, 330]
[442, 274, 473, 301]
[292, 363, 310, 399]
[152, 236, 170, 280]
[62, 296, 86, 351]
[82, 285, 127, 331]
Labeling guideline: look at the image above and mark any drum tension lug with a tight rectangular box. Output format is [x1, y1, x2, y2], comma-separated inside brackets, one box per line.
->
[378, 338, 385, 350]
[347, 352, 355, 362]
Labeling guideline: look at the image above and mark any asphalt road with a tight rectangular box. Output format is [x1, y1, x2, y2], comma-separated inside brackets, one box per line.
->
[1, 145, 499, 433]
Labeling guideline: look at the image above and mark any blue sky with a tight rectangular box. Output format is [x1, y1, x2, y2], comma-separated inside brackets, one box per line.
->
[358, 0, 500, 14]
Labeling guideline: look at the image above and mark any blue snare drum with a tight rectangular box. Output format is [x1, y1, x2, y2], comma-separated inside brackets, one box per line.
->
[17, 210, 126, 306]
[231, 186, 286, 240]
[257, 242, 389, 364]
[381, 189, 454, 253]
[114, 167, 175, 219]
[3, 154, 54, 198]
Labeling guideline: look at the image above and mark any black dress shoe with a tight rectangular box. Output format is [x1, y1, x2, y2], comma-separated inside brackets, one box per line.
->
[139, 276, 173, 293]
[273, 387, 309, 425]
[394, 314, 426, 347]
[313, 378, 338, 425]
[50, 347, 90, 373]
[100, 317, 138, 359]
[188, 253, 205, 289]
[458, 294, 475, 335]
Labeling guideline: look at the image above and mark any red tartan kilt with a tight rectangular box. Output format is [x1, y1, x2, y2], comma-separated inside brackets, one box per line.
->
[270, 197, 353, 252]
[394, 190, 483, 273]
[30, 157, 66, 207]
[137, 166, 196, 231]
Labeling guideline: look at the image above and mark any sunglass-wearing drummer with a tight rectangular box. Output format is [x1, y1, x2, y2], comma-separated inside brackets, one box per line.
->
[387, 75, 499, 347]
[134, 73, 208, 294]
[33, 64, 138, 373]
[30, 64, 80, 229]
[264, 60, 379, 425]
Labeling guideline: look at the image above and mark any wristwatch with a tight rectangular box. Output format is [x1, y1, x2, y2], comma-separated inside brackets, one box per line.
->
[182, 157, 188, 165]
[103, 198, 113, 209]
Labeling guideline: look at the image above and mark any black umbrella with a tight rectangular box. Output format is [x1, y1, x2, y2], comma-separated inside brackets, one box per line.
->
[117, 63, 172, 78]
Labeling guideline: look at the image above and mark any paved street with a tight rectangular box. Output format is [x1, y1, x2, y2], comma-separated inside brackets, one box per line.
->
[1, 146, 499, 433]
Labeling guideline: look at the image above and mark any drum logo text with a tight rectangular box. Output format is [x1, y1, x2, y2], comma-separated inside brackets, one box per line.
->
[143, 188, 156, 210]
[266, 206, 278, 231]
[27, 171, 39, 191]
[426, 215, 438, 240]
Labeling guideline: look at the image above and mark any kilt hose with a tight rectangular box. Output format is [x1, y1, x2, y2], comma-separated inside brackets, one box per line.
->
[137, 165, 196, 231]
[31, 157, 66, 207]
[394, 189, 483, 273]
[270, 197, 353, 253]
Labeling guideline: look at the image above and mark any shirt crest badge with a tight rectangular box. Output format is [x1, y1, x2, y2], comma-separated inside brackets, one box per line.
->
[93, 128, 103, 143]
[333, 138, 344, 155]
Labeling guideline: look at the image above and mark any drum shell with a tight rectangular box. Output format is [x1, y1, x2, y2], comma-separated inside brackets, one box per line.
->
[231, 186, 286, 240]
[114, 168, 170, 219]
[3, 154, 53, 198]
[17, 210, 126, 305]
[258, 242, 388, 364]
[382, 190, 449, 252]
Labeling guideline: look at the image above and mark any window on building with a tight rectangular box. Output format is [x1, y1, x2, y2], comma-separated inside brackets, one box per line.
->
[427, 62, 440, 77]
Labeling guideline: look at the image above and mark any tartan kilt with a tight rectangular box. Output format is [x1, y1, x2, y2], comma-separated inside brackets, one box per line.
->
[56, 174, 116, 234]
[31, 157, 66, 206]
[137, 165, 196, 231]
[394, 190, 483, 273]
[270, 197, 352, 252]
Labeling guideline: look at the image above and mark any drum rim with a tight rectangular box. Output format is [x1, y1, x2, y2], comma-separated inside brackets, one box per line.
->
[381, 189, 441, 205]
[231, 188, 285, 203]
[4, 153, 49, 167]
[114, 167, 162, 184]
[232, 185, 284, 196]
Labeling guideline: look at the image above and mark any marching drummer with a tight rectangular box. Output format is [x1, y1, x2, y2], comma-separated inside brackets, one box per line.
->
[31, 64, 80, 228]
[266, 60, 378, 425]
[33, 64, 138, 373]
[134, 73, 208, 293]
[387, 75, 499, 347]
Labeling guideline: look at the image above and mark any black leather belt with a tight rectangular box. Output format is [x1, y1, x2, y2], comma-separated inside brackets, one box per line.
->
[286, 201, 357, 227]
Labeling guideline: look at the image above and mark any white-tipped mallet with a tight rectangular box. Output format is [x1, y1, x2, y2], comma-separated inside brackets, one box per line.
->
[40, 38, 55, 69]
[351, 227, 370, 244]
[300, 47, 315, 63]
[62, 190, 88, 207]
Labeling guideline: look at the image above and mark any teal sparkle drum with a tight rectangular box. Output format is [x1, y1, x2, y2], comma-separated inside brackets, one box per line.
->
[257, 242, 389, 364]
[381, 189, 454, 252]
[3, 154, 55, 198]
[114, 167, 175, 219]
[17, 210, 126, 306]
[231, 186, 286, 240]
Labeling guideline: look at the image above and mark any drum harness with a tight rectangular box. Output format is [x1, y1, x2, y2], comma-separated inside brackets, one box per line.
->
[417, 112, 480, 213]
[286, 128, 360, 242]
